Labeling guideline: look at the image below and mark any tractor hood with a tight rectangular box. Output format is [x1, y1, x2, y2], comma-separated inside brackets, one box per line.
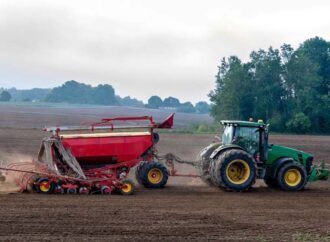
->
[267, 144, 313, 164]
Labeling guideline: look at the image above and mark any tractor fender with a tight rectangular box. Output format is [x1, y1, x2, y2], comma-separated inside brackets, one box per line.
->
[210, 144, 244, 160]
[268, 157, 294, 179]
[199, 142, 221, 159]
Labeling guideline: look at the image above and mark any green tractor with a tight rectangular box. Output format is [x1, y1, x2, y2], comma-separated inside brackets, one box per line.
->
[199, 120, 329, 191]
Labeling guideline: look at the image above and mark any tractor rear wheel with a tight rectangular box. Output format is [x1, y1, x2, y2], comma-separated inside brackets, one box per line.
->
[212, 149, 256, 191]
[198, 145, 219, 186]
[277, 162, 307, 191]
[139, 162, 169, 188]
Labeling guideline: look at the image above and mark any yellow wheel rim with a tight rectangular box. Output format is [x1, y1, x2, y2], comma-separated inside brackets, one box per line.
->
[148, 168, 163, 184]
[284, 169, 302, 187]
[40, 181, 50, 192]
[226, 159, 251, 185]
[121, 183, 132, 193]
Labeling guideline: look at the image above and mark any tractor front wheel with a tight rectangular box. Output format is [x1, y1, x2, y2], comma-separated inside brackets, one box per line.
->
[277, 162, 307, 191]
[138, 162, 169, 188]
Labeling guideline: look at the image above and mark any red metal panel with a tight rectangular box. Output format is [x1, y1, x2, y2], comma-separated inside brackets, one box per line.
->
[61, 134, 153, 164]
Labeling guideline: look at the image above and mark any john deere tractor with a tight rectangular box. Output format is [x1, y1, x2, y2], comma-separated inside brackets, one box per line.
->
[199, 120, 329, 191]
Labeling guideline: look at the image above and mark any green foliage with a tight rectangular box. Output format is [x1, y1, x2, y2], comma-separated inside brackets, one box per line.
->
[187, 123, 219, 133]
[147, 95, 163, 108]
[286, 112, 312, 133]
[117, 96, 144, 107]
[45, 80, 119, 105]
[195, 101, 210, 114]
[146, 96, 209, 114]
[210, 36, 330, 133]
[177, 102, 196, 113]
[163, 96, 180, 107]
[7, 88, 51, 102]
[0, 91, 11, 101]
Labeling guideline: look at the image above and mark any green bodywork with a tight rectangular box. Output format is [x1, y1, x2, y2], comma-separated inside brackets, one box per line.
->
[212, 120, 329, 182]
[308, 163, 329, 181]
[267, 145, 312, 166]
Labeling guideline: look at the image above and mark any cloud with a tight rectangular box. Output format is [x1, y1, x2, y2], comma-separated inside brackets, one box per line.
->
[0, 0, 329, 103]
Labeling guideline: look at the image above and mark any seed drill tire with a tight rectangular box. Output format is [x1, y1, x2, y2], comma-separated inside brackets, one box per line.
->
[36, 178, 55, 194]
[139, 162, 169, 188]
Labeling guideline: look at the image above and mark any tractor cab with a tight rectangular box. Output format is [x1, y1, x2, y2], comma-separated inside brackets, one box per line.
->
[221, 120, 269, 162]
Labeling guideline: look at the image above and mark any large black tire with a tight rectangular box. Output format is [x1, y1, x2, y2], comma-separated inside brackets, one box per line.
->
[135, 161, 146, 185]
[35, 178, 55, 194]
[209, 158, 221, 187]
[198, 144, 220, 186]
[212, 149, 257, 191]
[277, 162, 307, 191]
[263, 169, 278, 189]
[263, 175, 278, 189]
[139, 162, 169, 188]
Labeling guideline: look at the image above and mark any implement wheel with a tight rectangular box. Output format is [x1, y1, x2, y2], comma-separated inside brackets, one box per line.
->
[212, 149, 256, 191]
[36, 178, 55, 194]
[119, 179, 134, 195]
[139, 162, 169, 188]
[277, 162, 307, 191]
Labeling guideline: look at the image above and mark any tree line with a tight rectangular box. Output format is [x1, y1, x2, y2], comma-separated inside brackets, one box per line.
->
[0, 81, 210, 114]
[146, 96, 210, 114]
[210, 37, 330, 133]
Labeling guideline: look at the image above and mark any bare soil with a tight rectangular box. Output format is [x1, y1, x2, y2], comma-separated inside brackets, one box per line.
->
[0, 106, 329, 241]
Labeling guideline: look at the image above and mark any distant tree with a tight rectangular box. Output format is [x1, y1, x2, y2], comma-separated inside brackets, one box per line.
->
[286, 112, 312, 133]
[46, 80, 92, 104]
[195, 101, 210, 114]
[147, 96, 163, 109]
[8, 88, 51, 102]
[92, 84, 119, 105]
[0, 91, 11, 101]
[209, 36, 330, 133]
[285, 37, 330, 132]
[177, 102, 196, 113]
[210, 56, 254, 120]
[45, 81, 119, 105]
[117, 96, 144, 107]
[163, 97, 180, 108]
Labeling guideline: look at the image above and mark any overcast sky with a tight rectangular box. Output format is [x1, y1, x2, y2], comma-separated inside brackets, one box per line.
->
[0, 0, 329, 103]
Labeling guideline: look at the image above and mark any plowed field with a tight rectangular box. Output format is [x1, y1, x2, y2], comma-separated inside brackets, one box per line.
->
[0, 106, 329, 241]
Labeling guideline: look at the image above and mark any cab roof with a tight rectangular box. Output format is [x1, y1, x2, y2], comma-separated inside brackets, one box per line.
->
[221, 120, 266, 128]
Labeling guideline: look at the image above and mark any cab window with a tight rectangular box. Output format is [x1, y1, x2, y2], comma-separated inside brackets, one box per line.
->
[222, 125, 234, 145]
[233, 127, 259, 155]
